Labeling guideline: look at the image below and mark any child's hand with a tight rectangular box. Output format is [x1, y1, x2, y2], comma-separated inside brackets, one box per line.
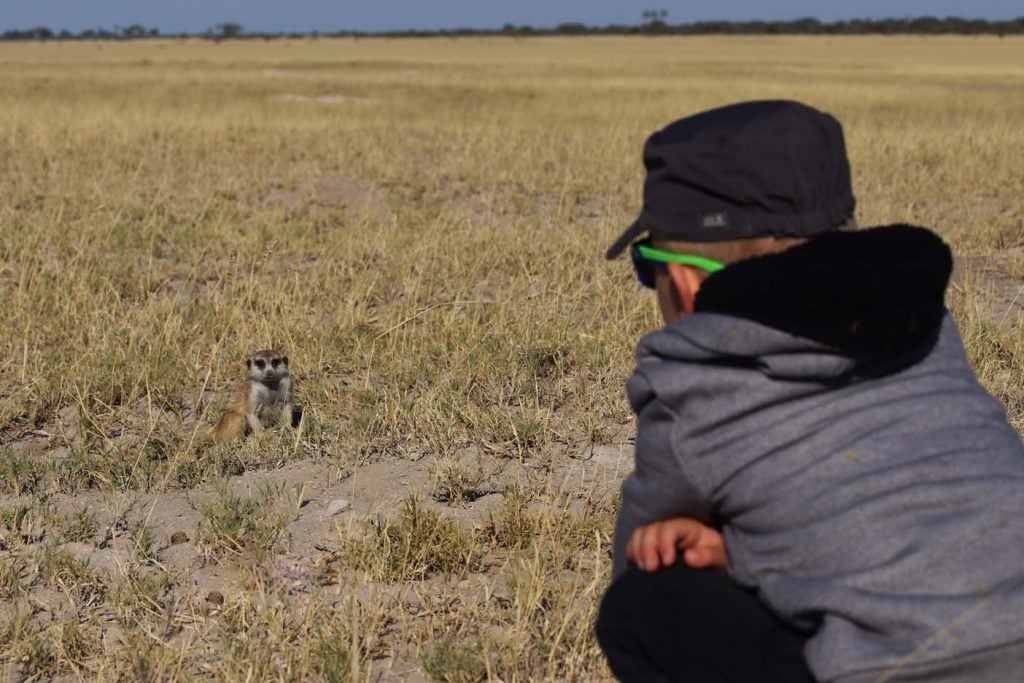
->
[627, 518, 727, 572]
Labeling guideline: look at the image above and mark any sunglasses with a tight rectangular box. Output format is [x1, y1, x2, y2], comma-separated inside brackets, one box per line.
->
[629, 238, 726, 289]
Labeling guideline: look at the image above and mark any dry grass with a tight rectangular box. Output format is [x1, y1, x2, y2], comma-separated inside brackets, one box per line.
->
[0, 35, 1021, 680]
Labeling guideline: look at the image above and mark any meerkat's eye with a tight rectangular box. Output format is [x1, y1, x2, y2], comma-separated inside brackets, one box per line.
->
[254, 359, 266, 370]
[271, 358, 280, 368]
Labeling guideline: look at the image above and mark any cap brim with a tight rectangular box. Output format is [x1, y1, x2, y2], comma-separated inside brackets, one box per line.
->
[605, 217, 645, 259]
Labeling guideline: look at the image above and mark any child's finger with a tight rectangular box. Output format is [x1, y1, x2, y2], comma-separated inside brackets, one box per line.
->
[626, 528, 646, 566]
[672, 518, 702, 548]
[684, 547, 709, 568]
[682, 532, 728, 570]
[626, 527, 641, 567]
[656, 523, 680, 567]
[637, 526, 661, 571]
[702, 540, 728, 569]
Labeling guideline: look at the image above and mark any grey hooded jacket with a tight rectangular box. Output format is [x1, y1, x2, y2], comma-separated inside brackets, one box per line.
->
[612, 226, 1024, 682]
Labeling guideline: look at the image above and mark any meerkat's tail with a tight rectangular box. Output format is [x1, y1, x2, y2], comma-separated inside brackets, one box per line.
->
[208, 410, 247, 443]
[192, 410, 246, 454]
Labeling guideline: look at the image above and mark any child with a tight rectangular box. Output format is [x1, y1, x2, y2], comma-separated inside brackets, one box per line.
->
[597, 100, 1024, 682]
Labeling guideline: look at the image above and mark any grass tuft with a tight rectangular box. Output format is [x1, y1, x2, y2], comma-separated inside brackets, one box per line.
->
[422, 638, 488, 683]
[342, 495, 482, 582]
[0, 447, 45, 496]
[196, 482, 297, 562]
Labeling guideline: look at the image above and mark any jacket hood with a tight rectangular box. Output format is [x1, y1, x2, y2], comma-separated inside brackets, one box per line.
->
[646, 225, 953, 382]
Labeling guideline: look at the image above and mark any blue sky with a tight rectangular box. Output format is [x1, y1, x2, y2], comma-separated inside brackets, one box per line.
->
[4, 1, 1022, 34]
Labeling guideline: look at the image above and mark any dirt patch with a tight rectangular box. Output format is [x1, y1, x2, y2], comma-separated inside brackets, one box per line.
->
[263, 176, 391, 222]
[434, 178, 615, 232]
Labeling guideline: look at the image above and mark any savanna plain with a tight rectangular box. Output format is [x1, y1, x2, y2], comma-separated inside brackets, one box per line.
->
[0, 35, 1022, 681]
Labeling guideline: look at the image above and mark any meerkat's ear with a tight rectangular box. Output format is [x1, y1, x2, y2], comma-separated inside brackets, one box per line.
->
[246, 357, 253, 370]
[282, 356, 289, 366]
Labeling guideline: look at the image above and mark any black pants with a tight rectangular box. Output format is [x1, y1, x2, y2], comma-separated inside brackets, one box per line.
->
[596, 563, 816, 683]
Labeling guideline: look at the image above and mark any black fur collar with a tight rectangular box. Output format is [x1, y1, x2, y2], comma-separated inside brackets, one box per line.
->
[695, 225, 953, 357]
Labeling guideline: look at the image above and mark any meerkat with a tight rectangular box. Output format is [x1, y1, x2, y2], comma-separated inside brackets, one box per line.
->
[207, 349, 295, 443]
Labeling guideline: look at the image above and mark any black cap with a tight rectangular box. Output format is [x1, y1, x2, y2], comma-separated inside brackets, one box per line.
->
[606, 100, 855, 259]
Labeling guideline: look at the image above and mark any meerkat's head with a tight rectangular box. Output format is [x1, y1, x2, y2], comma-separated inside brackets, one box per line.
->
[247, 349, 289, 387]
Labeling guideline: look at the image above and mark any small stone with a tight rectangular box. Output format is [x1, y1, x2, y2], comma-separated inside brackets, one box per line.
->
[206, 591, 224, 606]
[323, 499, 351, 517]
[170, 531, 189, 545]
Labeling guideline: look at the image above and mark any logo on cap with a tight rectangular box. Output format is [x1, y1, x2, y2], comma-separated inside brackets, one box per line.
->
[701, 212, 728, 228]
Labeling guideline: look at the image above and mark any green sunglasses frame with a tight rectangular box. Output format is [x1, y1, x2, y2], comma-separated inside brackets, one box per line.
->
[631, 241, 726, 289]
[635, 244, 726, 273]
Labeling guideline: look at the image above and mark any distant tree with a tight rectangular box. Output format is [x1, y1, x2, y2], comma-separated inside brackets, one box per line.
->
[216, 22, 243, 39]
[791, 17, 822, 33]
[14, 26, 54, 40]
[641, 9, 669, 33]
[502, 23, 537, 35]
[33, 26, 53, 40]
[556, 22, 587, 35]
[122, 24, 147, 38]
